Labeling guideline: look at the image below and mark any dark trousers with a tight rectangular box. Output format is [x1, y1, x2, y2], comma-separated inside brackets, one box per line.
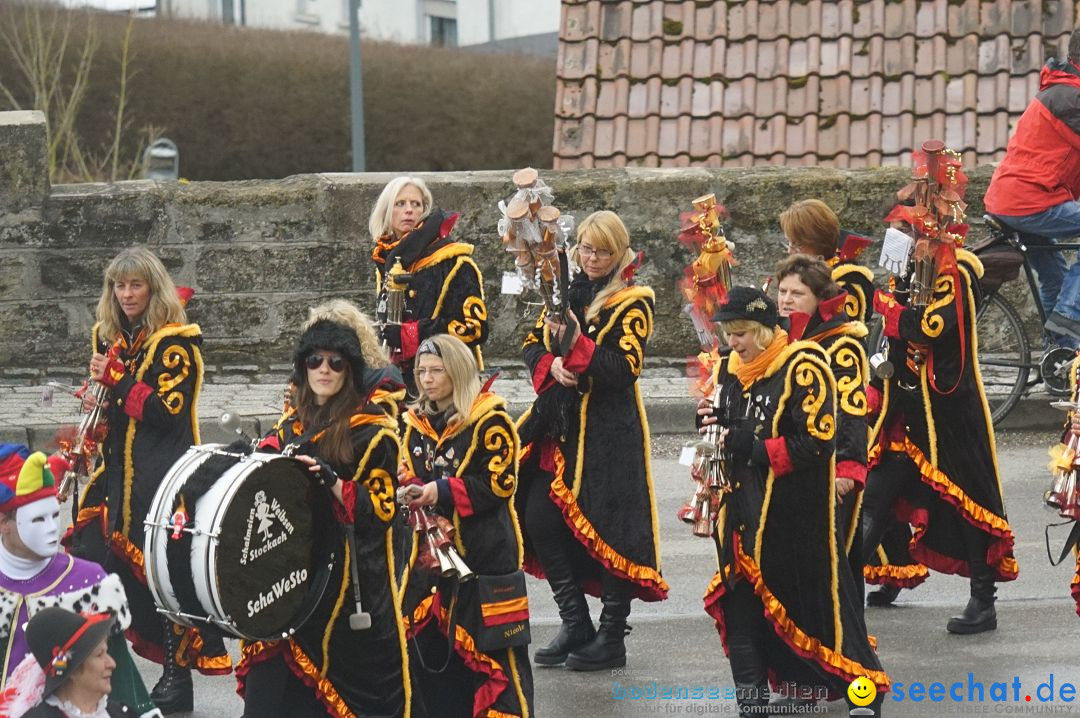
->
[523, 463, 577, 571]
[242, 654, 344, 718]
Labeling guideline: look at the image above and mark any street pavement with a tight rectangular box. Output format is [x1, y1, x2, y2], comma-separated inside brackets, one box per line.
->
[108, 429, 1078, 718]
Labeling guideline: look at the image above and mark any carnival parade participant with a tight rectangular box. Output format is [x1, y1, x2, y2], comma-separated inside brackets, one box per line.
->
[780, 198, 876, 323]
[699, 287, 888, 715]
[775, 255, 869, 603]
[0, 607, 129, 718]
[237, 316, 410, 718]
[1049, 355, 1080, 618]
[780, 198, 927, 605]
[66, 247, 229, 713]
[369, 176, 489, 394]
[516, 210, 668, 672]
[0, 446, 158, 717]
[863, 146, 1019, 634]
[399, 334, 534, 718]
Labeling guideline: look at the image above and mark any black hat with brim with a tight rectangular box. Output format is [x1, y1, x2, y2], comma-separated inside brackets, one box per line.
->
[712, 285, 779, 328]
[26, 607, 116, 697]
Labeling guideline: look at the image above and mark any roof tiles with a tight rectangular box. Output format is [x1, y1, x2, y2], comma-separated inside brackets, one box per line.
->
[553, 0, 1073, 169]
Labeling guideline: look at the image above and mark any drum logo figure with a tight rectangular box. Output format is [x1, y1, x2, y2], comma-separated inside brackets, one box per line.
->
[240, 490, 296, 566]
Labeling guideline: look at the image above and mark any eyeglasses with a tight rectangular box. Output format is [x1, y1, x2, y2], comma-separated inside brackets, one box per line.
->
[577, 244, 613, 261]
[305, 353, 346, 372]
[414, 367, 446, 378]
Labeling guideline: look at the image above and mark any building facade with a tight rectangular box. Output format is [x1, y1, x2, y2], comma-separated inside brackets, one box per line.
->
[157, 0, 558, 48]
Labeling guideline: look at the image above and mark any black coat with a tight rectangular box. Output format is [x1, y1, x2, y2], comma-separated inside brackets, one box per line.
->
[703, 339, 889, 695]
[870, 249, 1018, 582]
[516, 285, 668, 602]
[237, 404, 410, 718]
[22, 701, 131, 717]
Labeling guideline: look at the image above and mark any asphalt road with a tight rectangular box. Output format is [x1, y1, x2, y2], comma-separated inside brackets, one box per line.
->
[130, 430, 1079, 717]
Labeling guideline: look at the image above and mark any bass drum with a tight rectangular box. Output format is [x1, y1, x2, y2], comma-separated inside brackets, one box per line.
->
[144, 445, 338, 641]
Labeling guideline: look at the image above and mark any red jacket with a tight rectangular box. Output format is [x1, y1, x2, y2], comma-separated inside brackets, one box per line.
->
[984, 59, 1080, 217]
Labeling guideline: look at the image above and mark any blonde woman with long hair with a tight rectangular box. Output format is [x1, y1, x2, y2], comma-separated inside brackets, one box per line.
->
[516, 210, 668, 673]
[398, 333, 533, 717]
[71, 246, 231, 713]
[368, 177, 489, 395]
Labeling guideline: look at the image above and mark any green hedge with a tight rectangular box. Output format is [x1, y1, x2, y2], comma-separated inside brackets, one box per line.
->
[0, 3, 556, 180]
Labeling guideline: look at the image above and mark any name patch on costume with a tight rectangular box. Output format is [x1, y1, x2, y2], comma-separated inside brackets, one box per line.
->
[240, 490, 296, 566]
[246, 568, 309, 618]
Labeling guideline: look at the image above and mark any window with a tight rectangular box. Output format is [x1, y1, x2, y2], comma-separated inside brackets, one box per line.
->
[430, 16, 457, 47]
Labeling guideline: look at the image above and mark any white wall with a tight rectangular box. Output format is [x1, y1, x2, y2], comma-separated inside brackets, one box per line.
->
[161, 0, 558, 44]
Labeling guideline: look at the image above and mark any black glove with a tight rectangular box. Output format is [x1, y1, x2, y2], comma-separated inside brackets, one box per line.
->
[726, 427, 756, 461]
[381, 323, 401, 350]
[311, 457, 340, 487]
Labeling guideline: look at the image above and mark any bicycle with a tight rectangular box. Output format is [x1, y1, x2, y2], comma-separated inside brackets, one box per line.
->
[971, 214, 1080, 424]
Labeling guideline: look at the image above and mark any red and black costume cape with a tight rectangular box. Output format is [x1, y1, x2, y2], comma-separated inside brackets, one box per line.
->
[515, 285, 669, 602]
[829, 231, 876, 325]
[237, 404, 410, 718]
[400, 393, 534, 718]
[372, 209, 489, 389]
[67, 321, 231, 675]
[868, 249, 1019, 584]
[703, 340, 890, 696]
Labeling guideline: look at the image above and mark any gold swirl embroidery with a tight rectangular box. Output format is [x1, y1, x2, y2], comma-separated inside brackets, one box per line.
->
[795, 360, 835, 440]
[833, 345, 867, 417]
[483, 423, 515, 498]
[448, 296, 487, 344]
[522, 311, 545, 348]
[365, 467, 395, 522]
[920, 274, 956, 339]
[617, 308, 649, 377]
[843, 291, 862, 321]
[157, 345, 191, 415]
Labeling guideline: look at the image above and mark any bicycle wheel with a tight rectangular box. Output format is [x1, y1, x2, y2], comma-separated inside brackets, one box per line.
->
[974, 293, 1031, 425]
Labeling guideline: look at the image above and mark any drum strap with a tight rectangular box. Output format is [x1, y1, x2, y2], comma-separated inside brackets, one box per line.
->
[409, 577, 460, 675]
[1045, 519, 1080, 566]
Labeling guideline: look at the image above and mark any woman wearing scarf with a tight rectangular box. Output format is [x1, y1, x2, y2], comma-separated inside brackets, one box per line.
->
[775, 254, 870, 603]
[369, 177, 489, 395]
[399, 334, 533, 718]
[516, 210, 668, 673]
[699, 286, 887, 716]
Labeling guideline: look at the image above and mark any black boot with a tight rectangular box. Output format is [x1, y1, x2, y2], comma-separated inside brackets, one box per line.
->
[565, 574, 631, 671]
[946, 565, 997, 635]
[151, 621, 194, 714]
[533, 552, 595, 666]
[728, 636, 770, 717]
[866, 583, 900, 607]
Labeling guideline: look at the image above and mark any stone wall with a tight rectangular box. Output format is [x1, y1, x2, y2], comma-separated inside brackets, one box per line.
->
[0, 112, 1004, 378]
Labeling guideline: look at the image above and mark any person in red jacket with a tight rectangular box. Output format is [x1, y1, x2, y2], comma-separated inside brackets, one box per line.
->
[984, 29, 1080, 344]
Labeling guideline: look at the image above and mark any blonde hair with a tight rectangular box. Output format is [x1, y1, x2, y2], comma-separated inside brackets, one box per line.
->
[302, 299, 389, 369]
[95, 247, 186, 341]
[368, 176, 433, 241]
[779, 199, 840, 258]
[410, 334, 482, 427]
[573, 210, 636, 323]
[720, 319, 776, 351]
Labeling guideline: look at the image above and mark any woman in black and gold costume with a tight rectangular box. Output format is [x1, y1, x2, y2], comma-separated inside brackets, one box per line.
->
[516, 210, 668, 673]
[238, 316, 410, 718]
[399, 334, 533, 718]
[699, 286, 888, 715]
[370, 177, 488, 395]
[865, 242, 1018, 634]
[69, 247, 230, 713]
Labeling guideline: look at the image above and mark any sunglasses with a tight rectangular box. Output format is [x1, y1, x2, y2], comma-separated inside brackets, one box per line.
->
[304, 353, 347, 372]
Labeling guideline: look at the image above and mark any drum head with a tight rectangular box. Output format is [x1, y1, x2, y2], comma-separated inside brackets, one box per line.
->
[213, 458, 336, 640]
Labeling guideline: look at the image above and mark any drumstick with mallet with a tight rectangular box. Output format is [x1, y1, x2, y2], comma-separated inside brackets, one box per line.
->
[343, 522, 372, 630]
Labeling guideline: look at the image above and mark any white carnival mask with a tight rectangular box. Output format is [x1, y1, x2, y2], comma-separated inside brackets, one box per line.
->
[15, 496, 61, 559]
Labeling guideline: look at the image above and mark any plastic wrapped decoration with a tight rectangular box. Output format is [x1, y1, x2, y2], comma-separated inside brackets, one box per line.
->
[883, 139, 970, 308]
[497, 167, 576, 317]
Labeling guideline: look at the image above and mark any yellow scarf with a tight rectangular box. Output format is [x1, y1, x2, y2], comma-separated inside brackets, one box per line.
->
[731, 330, 789, 389]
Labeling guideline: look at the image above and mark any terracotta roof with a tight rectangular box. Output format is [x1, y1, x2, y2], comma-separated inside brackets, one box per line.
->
[553, 0, 1072, 169]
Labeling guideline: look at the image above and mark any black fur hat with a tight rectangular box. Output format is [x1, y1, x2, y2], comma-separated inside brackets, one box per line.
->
[292, 319, 367, 384]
